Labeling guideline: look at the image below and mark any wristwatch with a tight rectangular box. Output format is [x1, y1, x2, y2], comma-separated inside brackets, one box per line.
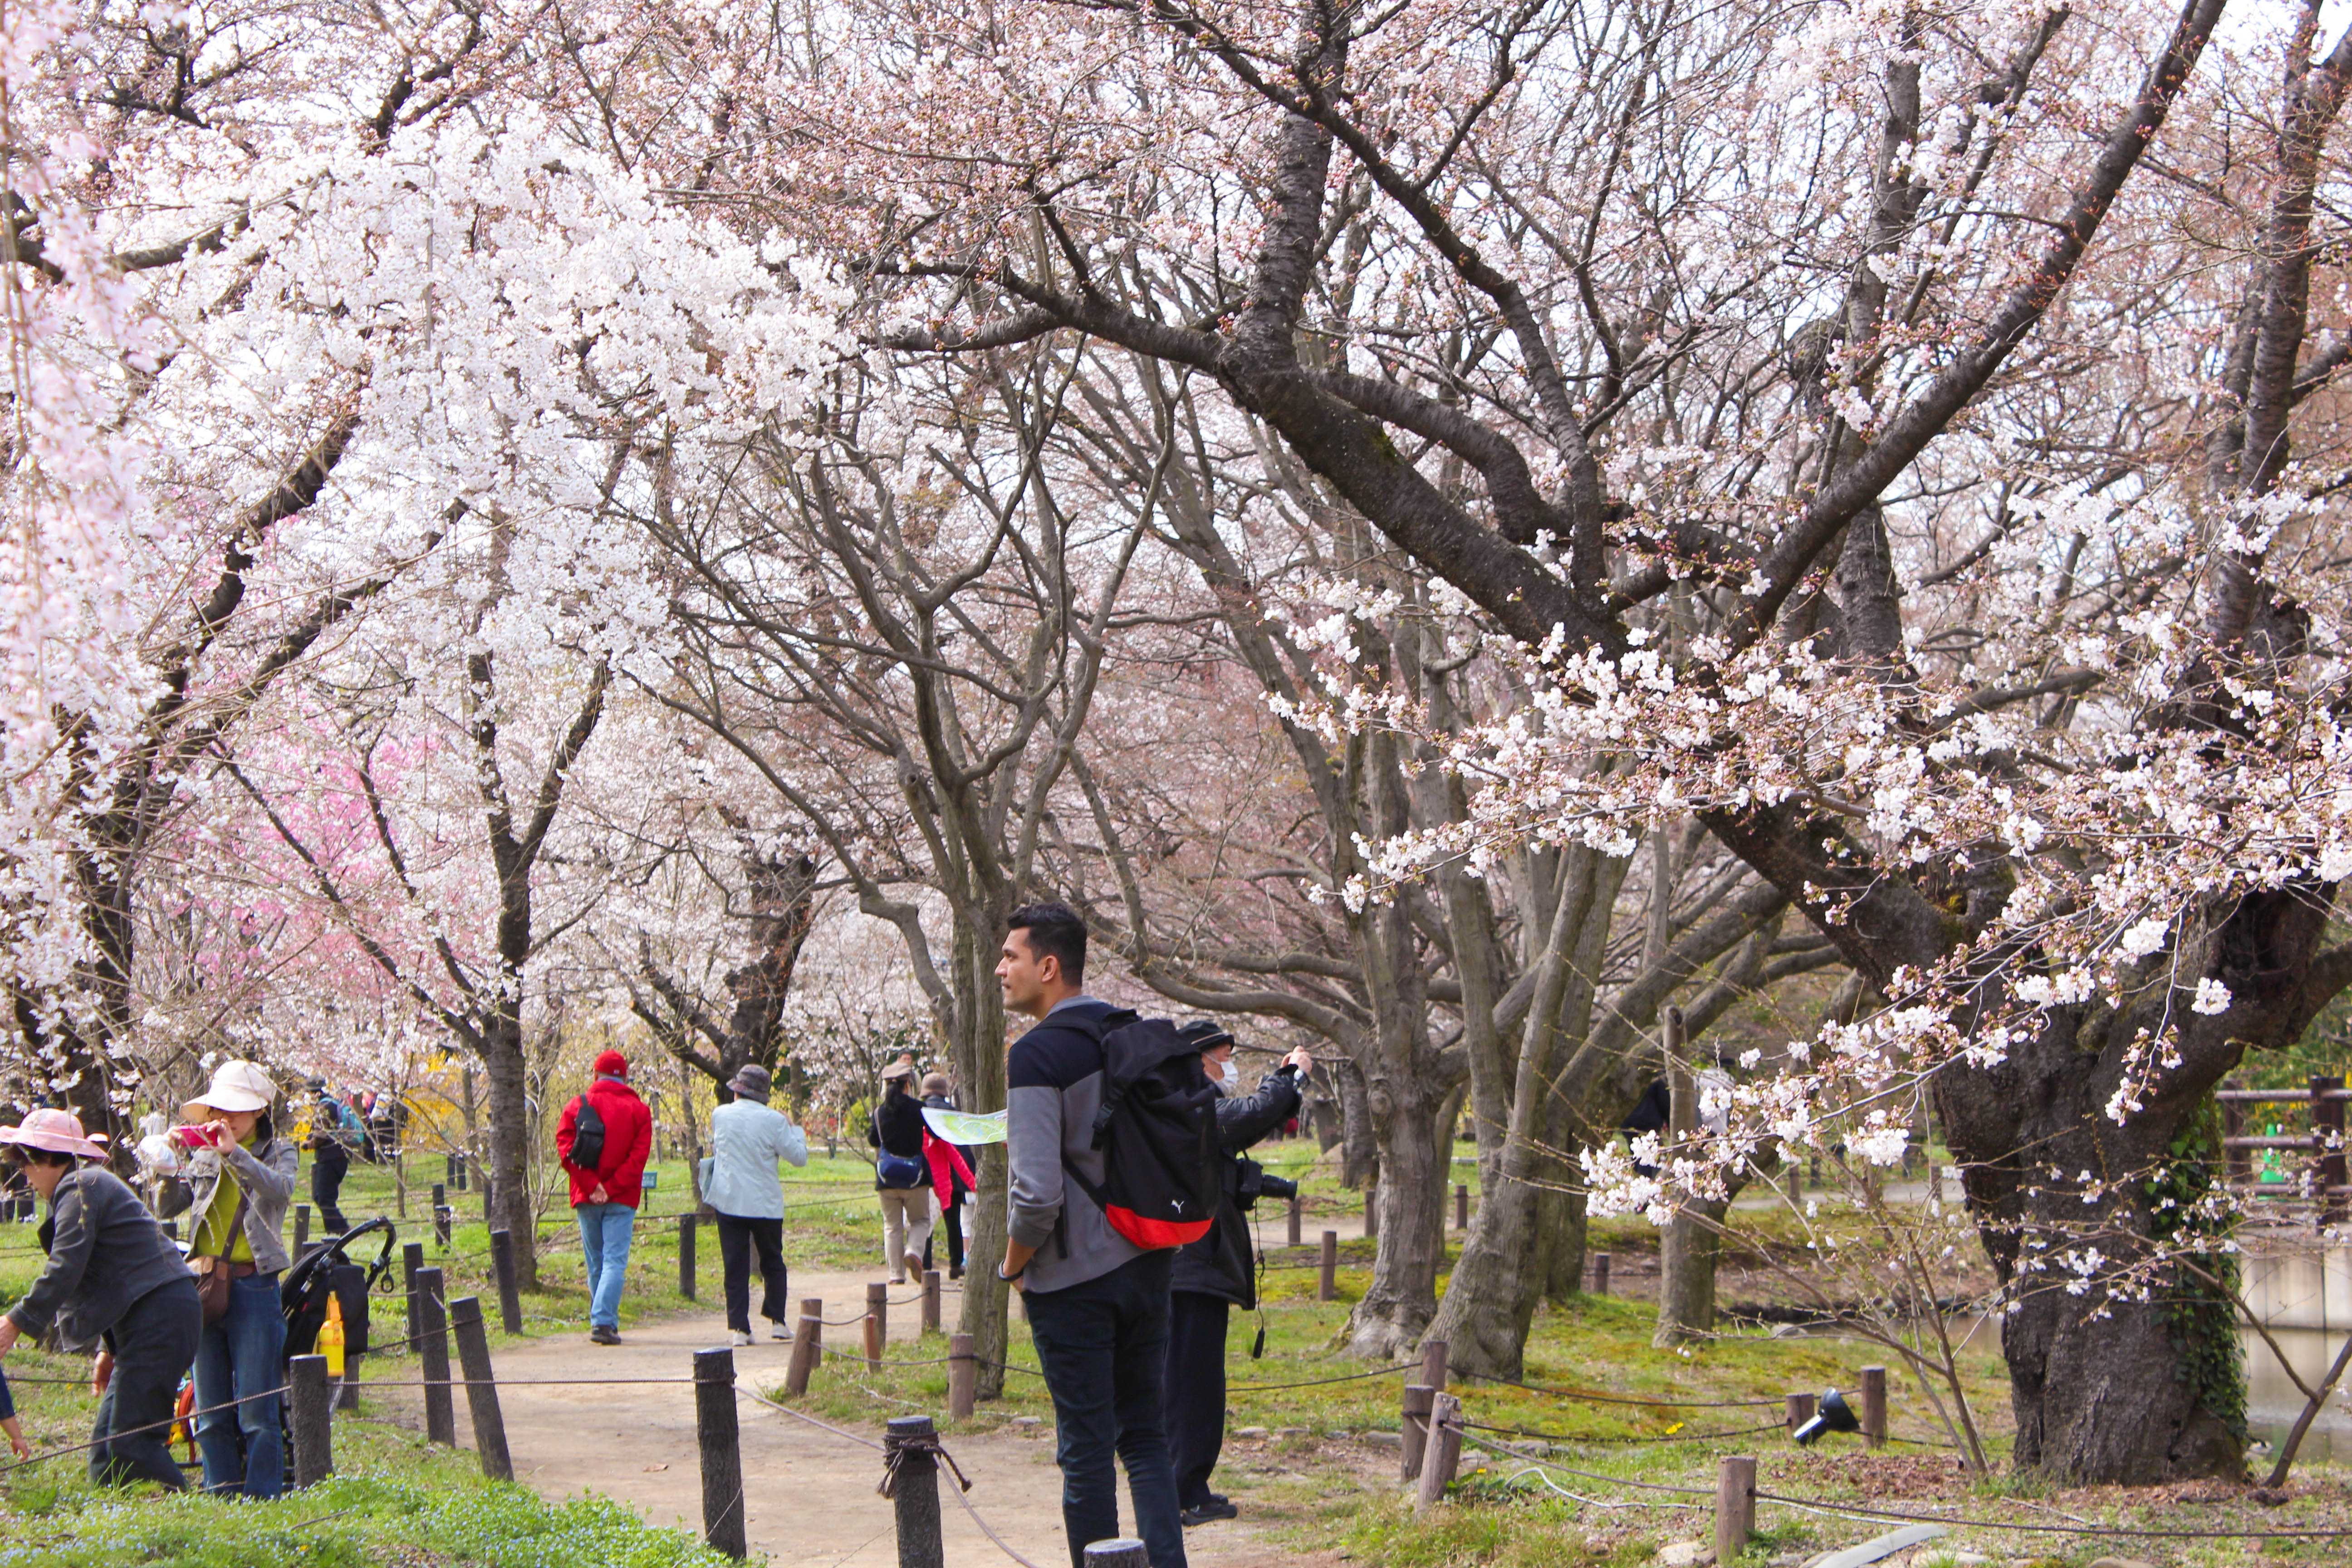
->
[997, 1263, 1025, 1282]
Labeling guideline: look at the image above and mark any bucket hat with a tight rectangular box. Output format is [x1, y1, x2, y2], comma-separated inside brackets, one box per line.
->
[728, 1063, 773, 1102]
[184, 1059, 277, 1120]
[0, 1107, 110, 1160]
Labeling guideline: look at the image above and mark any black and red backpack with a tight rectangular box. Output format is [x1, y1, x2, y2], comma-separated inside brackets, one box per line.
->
[1063, 1009, 1222, 1249]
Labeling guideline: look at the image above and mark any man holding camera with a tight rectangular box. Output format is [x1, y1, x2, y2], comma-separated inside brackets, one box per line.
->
[1165, 1023, 1309, 1526]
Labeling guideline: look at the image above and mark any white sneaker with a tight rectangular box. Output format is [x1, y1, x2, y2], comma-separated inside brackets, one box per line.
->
[770, 1321, 792, 1341]
[730, 1329, 753, 1347]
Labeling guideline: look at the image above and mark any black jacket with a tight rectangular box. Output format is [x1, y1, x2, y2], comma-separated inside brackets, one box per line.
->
[869, 1086, 926, 1187]
[1171, 1067, 1303, 1309]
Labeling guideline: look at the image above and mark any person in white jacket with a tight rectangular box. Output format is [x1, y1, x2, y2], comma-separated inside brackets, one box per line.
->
[703, 1064, 808, 1346]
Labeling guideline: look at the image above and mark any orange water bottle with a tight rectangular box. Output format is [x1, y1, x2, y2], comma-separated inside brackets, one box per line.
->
[318, 1291, 347, 1378]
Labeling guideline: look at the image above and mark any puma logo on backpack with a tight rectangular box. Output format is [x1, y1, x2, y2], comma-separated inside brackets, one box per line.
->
[1063, 1010, 1222, 1249]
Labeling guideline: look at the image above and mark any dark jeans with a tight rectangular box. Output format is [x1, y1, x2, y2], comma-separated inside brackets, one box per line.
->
[1024, 1251, 1186, 1568]
[715, 1214, 789, 1334]
[195, 1270, 285, 1498]
[1163, 1293, 1229, 1508]
[94, 1274, 201, 1489]
[921, 1196, 966, 1275]
[310, 1143, 350, 1234]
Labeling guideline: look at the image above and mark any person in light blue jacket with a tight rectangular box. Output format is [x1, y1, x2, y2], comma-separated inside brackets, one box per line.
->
[704, 1064, 808, 1346]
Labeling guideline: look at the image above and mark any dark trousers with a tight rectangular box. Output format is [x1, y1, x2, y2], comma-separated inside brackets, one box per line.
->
[310, 1143, 350, 1234]
[1162, 1293, 1229, 1508]
[715, 1214, 789, 1334]
[1024, 1251, 1186, 1568]
[923, 1196, 966, 1275]
[94, 1274, 201, 1489]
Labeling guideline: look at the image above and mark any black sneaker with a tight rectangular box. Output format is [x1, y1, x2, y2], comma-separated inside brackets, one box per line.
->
[590, 1325, 621, 1345]
[1180, 1500, 1238, 1527]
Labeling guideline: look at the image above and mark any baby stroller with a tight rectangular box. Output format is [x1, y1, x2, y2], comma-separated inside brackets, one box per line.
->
[282, 1216, 400, 1363]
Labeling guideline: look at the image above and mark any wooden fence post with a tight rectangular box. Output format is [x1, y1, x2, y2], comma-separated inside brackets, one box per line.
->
[1287, 1196, 1302, 1247]
[402, 1240, 425, 1350]
[1400, 1383, 1433, 1483]
[866, 1282, 888, 1369]
[885, 1414, 944, 1568]
[449, 1296, 513, 1481]
[294, 1203, 311, 1251]
[1785, 1391, 1816, 1435]
[1318, 1231, 1338, 1301]
[1082, 1541, 1148, 1568]
[490, 1229, 524, 1334]
[922, 1269, 941, 1334]
[1455, 1185, 1469, 1230]
[1419, 1338, 1450, 1392]
[676, 1213, 697, 1300]
[432, 1183, 450, 1249]
[1860, 1365, 1886, 1449]
[949, 1333, 975, 1420]
[695, 1347, 747, 1559]
[1715, 1455, 1756, 1565]
[786, 1297, 822, 1396]
[289, 1353, 333, 1488]
[416, 1266, 456, 1446]
[1365, 1183, 1378, 1240]
[1591, 1252, 1611, 1297]
[1415, 1393, 1462, 1508]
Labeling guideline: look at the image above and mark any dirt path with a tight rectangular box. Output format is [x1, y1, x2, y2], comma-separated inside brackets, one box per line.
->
[366, 1264, 1310, 1568]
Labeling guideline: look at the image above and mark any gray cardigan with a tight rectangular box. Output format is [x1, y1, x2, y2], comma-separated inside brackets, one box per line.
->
[7, 1166, 192, 1348]
[158, 1132, 299, 1274]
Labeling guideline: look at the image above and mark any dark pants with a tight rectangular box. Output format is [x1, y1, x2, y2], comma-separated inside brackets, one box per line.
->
[311, 1142, 350, 1234]
[195, 1270, 286, 1498]
[1024, 1251, 1186, 1568]
[715, 1214, 789, 1334]
[1163, 1293, 1229, 1508]
[93, 1274, 201, 1489]
[922, 1195, 967, 1275]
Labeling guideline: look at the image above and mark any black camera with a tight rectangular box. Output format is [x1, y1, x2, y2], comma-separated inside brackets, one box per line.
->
[1235, 1158, 1298, 1211]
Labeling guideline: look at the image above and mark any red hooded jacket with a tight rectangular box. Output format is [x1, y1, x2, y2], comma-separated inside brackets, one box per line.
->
[556, 1075, 652, 1208]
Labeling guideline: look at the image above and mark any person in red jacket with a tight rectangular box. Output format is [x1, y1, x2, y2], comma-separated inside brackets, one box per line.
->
[555, 1050, 652, 1345]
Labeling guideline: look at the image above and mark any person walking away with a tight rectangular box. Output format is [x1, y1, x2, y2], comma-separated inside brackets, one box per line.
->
[998, 901, 1190, 1568]
[557, 1050, 652, 1345]
[704, 1064, 808, 1346]
[0, 1109, 201, 1488]
[919, 1074, 975, 1279]
[1165, 1025, 1309, 1524]
[306, 1082, 358, 1235]
[157, 1060, 298, 1498]
[917, 1075, 974, 1279]
[869, 1061, 931, 1283]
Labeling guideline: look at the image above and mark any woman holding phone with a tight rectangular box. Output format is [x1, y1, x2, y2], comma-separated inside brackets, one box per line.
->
[0, 1108, 201, 1488]
[159, 1060, 298, 1498]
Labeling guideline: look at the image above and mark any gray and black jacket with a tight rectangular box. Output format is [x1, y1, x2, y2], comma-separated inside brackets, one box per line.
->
[7, 1166, 192, 1349]
[1006, 997, 1143, 1294]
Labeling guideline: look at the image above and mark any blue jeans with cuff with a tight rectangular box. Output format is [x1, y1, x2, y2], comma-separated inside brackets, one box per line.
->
[575, 1202, 637, 1329]
[195, 1269, 285, 1498]
[1023, 1250, 1187, 1568]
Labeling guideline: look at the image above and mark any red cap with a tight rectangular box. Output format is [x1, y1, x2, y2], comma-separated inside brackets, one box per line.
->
[593, 1050, 628, 1079]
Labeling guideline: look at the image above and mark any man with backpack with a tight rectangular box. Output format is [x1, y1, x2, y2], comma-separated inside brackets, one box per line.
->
[305, 1083, 361, 1235]
[556, 1050, 652, 1345]
[999, 902, 1211, 1568]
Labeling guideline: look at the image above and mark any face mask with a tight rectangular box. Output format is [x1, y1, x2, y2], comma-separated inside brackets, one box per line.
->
[1219, 1060, 1240, 1094]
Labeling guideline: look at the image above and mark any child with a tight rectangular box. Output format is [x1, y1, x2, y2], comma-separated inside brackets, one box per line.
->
[0, 1363, 30, 1460]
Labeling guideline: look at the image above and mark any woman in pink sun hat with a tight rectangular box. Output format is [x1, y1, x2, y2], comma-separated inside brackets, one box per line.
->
[0, 1107, 201, 1488]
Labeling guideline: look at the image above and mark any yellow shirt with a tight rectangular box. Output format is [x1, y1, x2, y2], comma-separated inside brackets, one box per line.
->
[191, 1136, 257, 1264]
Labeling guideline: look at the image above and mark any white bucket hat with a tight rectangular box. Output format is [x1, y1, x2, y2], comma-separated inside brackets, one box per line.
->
[184, 1059, 278, 1120]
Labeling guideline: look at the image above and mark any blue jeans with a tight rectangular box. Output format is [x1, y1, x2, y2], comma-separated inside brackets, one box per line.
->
[576, 1203, 636, 1329]
[1024, 1251, 1186, 1568]
[194, 1270, 285, 1498]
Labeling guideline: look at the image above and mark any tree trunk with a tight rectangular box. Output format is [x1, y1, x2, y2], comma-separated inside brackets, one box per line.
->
[1653, 1199, 1726, 1347]
[1544, 1181, 1587, 1303]
[1341, 1070, 1450, 1357]
[481, 1005, 539, 1291]
[947, 913, 1013, 1397]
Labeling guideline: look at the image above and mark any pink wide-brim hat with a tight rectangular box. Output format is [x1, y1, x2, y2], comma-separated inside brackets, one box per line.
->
[0, 1107, 110, 1160]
